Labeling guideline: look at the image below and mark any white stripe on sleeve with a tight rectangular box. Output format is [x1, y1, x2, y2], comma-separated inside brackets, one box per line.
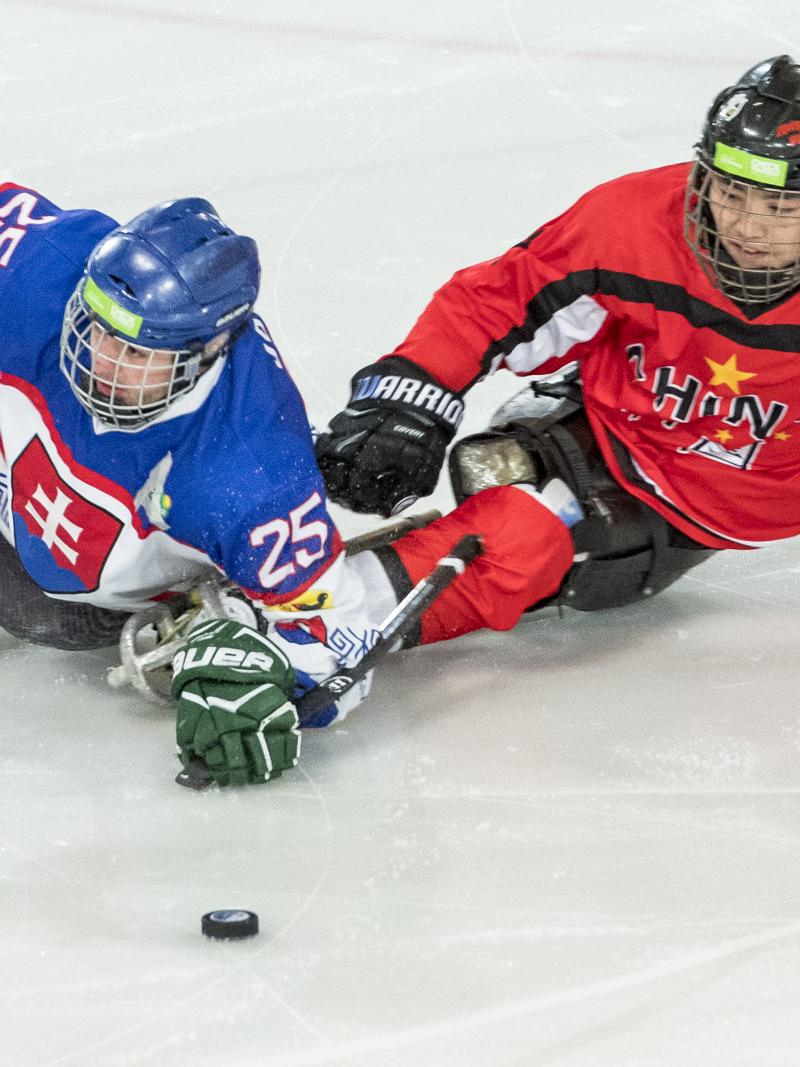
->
[489, 295, 607, 375]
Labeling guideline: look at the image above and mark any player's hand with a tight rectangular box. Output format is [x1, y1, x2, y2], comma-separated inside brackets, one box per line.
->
[172, 619, 300, 787]
[315, 357, 464, 518]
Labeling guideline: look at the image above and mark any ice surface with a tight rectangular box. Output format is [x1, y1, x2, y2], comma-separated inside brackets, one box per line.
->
[2, 2, 799, 1064]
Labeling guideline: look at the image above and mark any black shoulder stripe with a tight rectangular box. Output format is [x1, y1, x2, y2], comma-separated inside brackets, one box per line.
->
[593, 270, 800, 345]
[467, 268, 800, 389]
[514, 228, 543, 249]
[471, 269, 599, 385]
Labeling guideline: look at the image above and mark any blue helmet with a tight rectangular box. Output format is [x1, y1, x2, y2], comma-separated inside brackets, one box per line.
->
[61, 198, 261, 428]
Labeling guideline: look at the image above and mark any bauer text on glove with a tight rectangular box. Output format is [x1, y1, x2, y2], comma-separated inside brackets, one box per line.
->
[172, 619, 300, 787]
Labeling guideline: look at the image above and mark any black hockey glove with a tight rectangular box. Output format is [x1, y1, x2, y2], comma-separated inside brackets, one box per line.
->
[315, 357, 464, 517]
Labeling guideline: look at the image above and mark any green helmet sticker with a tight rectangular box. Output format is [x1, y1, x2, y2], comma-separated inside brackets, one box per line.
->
[83, 276, 143, 338]
[713, 142, 789, 188]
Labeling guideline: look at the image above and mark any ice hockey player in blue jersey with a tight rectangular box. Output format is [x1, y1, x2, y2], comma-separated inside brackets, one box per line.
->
[0, 182, 578, 788]
[0, 182, 405, 786]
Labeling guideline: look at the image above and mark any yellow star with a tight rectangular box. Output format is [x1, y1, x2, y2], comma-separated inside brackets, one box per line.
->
[775, 431, 791, 441]
[714, 428, 733, 443]
[704, 354, 757, 395]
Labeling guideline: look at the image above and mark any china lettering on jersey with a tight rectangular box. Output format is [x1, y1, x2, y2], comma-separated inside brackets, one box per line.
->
[627, 343, 790, 471]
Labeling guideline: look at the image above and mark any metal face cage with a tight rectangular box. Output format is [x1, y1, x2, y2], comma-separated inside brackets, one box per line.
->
[60, 284, 208, 429]
[684, 159, 800, 304]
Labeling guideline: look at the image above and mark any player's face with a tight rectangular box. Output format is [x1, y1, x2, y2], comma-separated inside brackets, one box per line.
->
[707, 176, 800, 271]
[89, 323, 177, 406]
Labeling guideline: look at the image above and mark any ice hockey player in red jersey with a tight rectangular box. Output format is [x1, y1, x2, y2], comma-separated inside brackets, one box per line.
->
[317, 55, 800, 642]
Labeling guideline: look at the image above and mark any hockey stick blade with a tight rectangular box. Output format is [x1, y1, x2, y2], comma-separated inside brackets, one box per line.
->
[175, 758, 217, 790]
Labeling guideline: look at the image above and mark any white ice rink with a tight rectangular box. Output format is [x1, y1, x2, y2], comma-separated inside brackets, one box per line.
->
[2, 2, 800, 1064]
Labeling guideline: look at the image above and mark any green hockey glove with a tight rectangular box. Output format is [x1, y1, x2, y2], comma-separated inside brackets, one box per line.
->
[172, 619, 300, 787]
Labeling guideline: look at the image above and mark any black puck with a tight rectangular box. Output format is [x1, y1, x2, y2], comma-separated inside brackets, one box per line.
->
[201, 909, 259, 940]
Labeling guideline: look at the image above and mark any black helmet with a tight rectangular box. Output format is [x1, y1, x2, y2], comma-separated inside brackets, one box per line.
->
[698, 55, 800, 189]
[685, 55, 800, 303]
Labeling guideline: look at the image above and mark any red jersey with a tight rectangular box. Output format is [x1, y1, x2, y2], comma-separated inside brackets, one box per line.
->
[390, 162, 800, 548]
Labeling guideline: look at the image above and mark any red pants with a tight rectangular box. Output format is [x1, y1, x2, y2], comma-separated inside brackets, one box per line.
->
[392, 485, 574, 645]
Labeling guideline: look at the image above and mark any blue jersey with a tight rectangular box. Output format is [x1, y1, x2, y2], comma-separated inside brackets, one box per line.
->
[0, 182, 341, 610]
[0, 183, 396, 719]
[0, 183, 401, 721]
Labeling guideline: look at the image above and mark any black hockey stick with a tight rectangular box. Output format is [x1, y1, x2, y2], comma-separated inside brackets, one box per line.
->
[296, 532, 483, 720]
[176, 533, 483, 789]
